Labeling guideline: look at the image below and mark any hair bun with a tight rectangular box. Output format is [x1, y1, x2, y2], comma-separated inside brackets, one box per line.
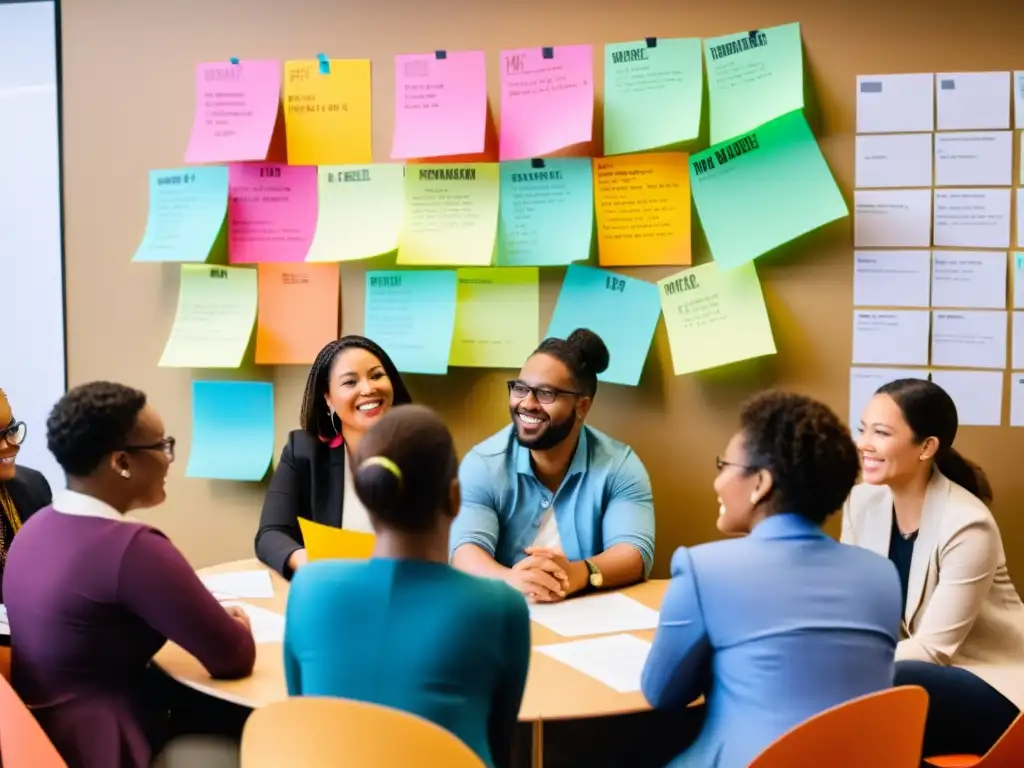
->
[566, 328, 610, 375]
[353, 459, 403, 515]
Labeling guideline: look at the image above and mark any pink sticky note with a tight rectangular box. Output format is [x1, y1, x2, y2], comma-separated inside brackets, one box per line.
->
[185, 60, 281, 164]
[391, 51, 488, 159]
[227, 164, 318, 263]
[499, 45, 594, 161]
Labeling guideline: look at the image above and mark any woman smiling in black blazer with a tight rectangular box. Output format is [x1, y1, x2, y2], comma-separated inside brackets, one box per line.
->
[255, 336, 413, 578]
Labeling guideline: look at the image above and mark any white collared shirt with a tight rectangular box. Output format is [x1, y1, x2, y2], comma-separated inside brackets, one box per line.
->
[52, 489, 138, 523]
[341, 451, 374, 534]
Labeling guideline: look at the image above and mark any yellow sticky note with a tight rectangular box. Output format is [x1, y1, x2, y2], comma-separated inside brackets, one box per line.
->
[298, 517, 375, 561]
[658, 261, 776, 375]
[594, 152, 692, 267]
[283, 59, 372, 165]
[450, 267, 540, 368]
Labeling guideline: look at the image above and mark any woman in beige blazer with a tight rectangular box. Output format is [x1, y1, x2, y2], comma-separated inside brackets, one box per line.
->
[843, 377, 1024, 758]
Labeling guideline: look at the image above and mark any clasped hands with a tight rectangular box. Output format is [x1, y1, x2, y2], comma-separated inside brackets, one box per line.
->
[505, 546, 585, 603]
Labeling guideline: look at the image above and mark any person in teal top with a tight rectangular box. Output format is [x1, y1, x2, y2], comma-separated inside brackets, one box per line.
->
[283, 404, 531, 768]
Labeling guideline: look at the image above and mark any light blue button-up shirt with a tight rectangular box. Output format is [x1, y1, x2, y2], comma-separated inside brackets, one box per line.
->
[449, 424, 656, 576]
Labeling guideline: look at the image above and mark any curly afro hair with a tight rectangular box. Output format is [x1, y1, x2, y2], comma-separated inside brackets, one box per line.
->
[47, 381, 147, 477]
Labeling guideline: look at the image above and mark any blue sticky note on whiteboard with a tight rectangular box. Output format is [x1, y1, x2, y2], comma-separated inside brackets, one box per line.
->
[133, 166, 228, 262]
[186, 381, 274, 481]
[545, 264, 661, 386]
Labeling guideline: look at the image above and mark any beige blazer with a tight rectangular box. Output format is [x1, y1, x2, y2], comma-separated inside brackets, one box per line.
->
[842, 471, 1024, 708]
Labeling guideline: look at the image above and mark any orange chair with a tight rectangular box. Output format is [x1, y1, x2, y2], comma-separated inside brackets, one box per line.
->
[748, 686, 929, 768]
[924, 715, 1024, 767]
[0, 669, 67, 766]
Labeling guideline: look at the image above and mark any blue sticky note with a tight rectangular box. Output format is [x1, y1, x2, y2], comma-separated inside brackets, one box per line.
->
[545, 264, 661, 386]
[364, 270, 458, 374]
[497, 158, 593, 266]
[133, 166, 229, 262]
[186, 381, 274, 481]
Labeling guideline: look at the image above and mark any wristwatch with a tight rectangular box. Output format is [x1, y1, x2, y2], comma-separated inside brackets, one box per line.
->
[584, 559, 603, 588]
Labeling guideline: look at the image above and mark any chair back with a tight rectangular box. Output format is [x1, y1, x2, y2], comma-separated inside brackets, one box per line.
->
[925, 713, 1024, 767]
[748, 686, 929, 768]
[0, 671, 67, 767]
[240, 697, 486, 768]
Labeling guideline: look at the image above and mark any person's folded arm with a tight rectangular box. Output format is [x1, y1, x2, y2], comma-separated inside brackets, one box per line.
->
[488, 588, 531, 768]
[255, 435, 305, 578]
[450, 451, 509, 579]
[593, 451, 655, 587]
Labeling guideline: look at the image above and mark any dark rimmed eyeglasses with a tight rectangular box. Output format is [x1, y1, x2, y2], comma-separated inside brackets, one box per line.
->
[123, 436, 176, 462]
[507, 380, 582, 405]
[0, 421, 26, 447]
[716, 456, 758, 472]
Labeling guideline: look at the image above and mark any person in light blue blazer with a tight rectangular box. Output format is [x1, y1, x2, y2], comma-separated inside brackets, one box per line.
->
[641, 391, 903, 768]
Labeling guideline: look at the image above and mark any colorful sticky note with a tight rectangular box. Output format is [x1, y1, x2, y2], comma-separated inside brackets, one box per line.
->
[283, 58, 372, 165]
[658, 261, 776, 375]
[450, 268, 540, 368]
[298, 517, 375, 561]
[255, 262, 339, 365]
[184, 60, 281, 164]
[498, 158, 593, 266]
[499, 45, 594, 161]
[305, 164, 404, 262]
[392, 51, 487, 159]
[364, 270, 458, 374]
[227, 164, 318, 263]
[689, 110, 847, 271]
[704, 23, 804, 144]
[132, 167, 228, 263]
[594, 152, 692, 267]
[546, 265, 661, 386]
[397, 164, 499, 266]
[604, 38, 703, 155]
[186, 381, 274, 481]
[159, 265, 258, 368]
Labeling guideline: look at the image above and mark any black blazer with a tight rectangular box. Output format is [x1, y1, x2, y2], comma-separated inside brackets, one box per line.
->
[1, 465, 53, 602]
[254, 430, 346, 579]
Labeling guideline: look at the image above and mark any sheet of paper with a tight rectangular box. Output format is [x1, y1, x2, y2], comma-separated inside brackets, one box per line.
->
[397, 163, 499, 266]
[703, 22, 803, 144]
[186, 380, 274, 481]
[283, 58, 372, 165]
[498, 45, 594, 160]
[0, 604, 7, 635]
[220, 601, 284, 644]
[848, 367, 928, 428]
[856, 73, 934, 134]
[185, 60, 280, 164]
[1021, 134, 1024, 186]
[603, 37, 702, 155]
[202, 570, 274, 600]
[659, 261, 776, 375]
[536, 634, 652, 693]
[306, 164, 404, 262]
[158, 265, 258, 368]
[931, 251, 1006, 310]
[1018, 191, 1024, 249]
[546, 264, 662, 386]
[392, 51, 487, 159]
[853, 250, 931, 308]
[936, 72, 1010, 131]
[449, 267, 539, 369]
[255, 262, 339, 364]
[497, 158, 593, 267]
[855, 133, 932, 188]
[1015, 72, 1024, 130]
[933, 189, 1011, 249]
[594, 152, 691, 267]
[853, 189, 932, 248]
[528, 592, 659, 637]
[133, 167, 228, 263]
[298, 517, 375, 561]
[930, 369, 1002, 427]
[851, 311, 930, 366]
[934, 131, 1012, 187]
[1014, 253, 1024, 308]
[1014, 313, 1024, 369]
[227, 164, 318, 263]
[931, 311, 1007, 369]
[691, 110, 847, 270]
[363, 270, 457, 374]
[1010, 371, 1024, 426]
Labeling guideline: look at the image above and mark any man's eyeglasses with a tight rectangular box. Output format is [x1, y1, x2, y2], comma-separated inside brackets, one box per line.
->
[0, 421, 26, 447]
[123, 437, 176, 462]
[507, 381, 582, 405]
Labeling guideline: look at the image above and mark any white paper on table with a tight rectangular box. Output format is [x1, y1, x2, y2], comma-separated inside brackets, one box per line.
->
[201, 570, 274, 600]
[936, 72, 1011, 131]
[933, 189, 1011, 249]
[0, 604, 8, 635]
[1014, 72, 1024, 130]
[535, 634, 652, 693]
[1020, 134, 1024, 186]
[852, 310, 931, 366]
[853, 250, 931, 308]
[929, 369, 1003, 427]
[1013, 253, 1024, 309]
[528, 593, 659, 638]
[220, 601, 284, 644]
[856, 74, 934, 134]
[855, 134, 932, 188]
[849, 367, 929, 428]
[1013, 313, 1024, 369]
[934, 132, 1012, 187]
[1009, 372, 1024, 426]
[854, 189, 932, 248]
[931, 251, 1007, 310]
[1017, 191, 1024, 249]
[931, 311, 1007, 370]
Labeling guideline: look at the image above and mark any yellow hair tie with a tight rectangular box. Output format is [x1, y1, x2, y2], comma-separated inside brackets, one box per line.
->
[362, 456, 403, 487]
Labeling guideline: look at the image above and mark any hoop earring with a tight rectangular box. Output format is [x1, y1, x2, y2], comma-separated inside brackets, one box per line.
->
[328, 408, 340, 436]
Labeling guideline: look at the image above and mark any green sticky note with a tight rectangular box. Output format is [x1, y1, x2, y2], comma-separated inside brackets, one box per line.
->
[133, 167, 227, 263]
[658, 261, 776, 375]
[450, 267, 540, 368]
[704, 22, 803, 144]
[306, 164, 404, 262]
[604, 38, 703, 155]
[690, 110, 847, 271]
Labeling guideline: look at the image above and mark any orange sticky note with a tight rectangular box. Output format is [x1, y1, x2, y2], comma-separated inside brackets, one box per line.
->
[255, 263, 339, 364]
[283, 58, 373, 165]
[594, 152, 692, 267]
[298, 517, 375, 561]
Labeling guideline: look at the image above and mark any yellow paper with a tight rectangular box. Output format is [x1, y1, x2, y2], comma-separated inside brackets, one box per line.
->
[658, 261, 776, 375]
[450, 267, 540, 368]
[298, 517, 375, 561]
[283, 59, 372, 165]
